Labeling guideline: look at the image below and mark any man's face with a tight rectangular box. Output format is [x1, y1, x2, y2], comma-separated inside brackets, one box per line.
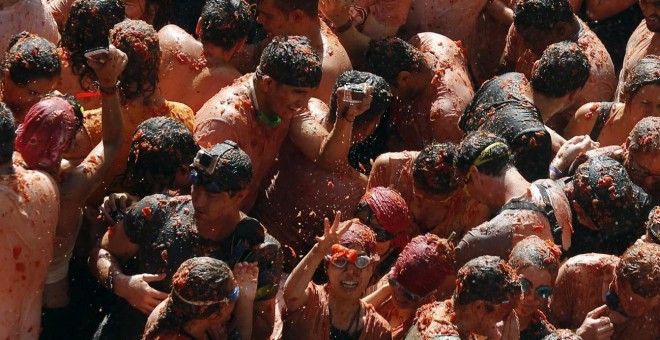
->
[191, 185, 232, 225]
[124, 0, 148, 20]
[519, 27, 556, 53]
[618, 279, 660, 317]
[2, 76, 58, 122]
[641, 0, 660, 32]
[628, 84, 660, 120]
[475, 298, 518, 335]
[626, 150, 660, 197]
[326, 245, 375, 301]
[256, 0, 291, 37]
[268, 81, 314, 119]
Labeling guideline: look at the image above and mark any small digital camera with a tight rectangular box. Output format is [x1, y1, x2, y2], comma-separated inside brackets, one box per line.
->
[193, 150, 219, 176]
[84, 47, 110, 65]
[343, 83, 366, 104]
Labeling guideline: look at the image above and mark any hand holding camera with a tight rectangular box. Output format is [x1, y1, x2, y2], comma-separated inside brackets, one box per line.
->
[337, 83, 374, 123]
[85, 44, 128, 91]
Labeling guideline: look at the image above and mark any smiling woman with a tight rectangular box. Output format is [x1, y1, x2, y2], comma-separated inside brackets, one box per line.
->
[282, 214, 392, 339]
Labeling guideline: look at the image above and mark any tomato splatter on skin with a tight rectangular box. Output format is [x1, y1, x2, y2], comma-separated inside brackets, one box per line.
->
[142, 206, 153, 220]
[328, 180, 335, 189]
[13, 247, 22, 259]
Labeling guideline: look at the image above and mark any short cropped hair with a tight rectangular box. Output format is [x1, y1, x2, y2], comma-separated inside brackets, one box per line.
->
[514, 0, 574, 31]
[622, 55, 660, 103]
[509, 235, 562, 279]
[454, 255, 522, 306]
[364, 37, 427, 87]
[531, 41, 590, 97]
[413, 143, 459, 195]
[627, 117, 660, 154]
[3, 32, 61, 86]
[457, 131, 513, 177]
[257, 35, 322, 88]
[616, 243, 660, 298]
[199, 0, 252, 50]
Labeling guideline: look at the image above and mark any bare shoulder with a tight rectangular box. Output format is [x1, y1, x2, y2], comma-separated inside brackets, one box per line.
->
[565, 102, 602, 138]
[562, 253, 618, 278]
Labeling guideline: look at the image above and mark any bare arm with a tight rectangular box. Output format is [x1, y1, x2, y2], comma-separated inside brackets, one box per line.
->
[289, 86, 373, 171]
[320, 0, 373, 67]
[283, 212, 351, 311]
[362, 282, 391, 307]
[564, 103, 601, 139]
[89, 218, 168, 315]
[584, 0, 637, 21]
[232, 262, 258, 340]
[59, 45, 127, 209]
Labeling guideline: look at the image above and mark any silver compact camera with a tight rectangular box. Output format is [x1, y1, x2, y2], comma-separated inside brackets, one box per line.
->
[343, 83, 366, 104]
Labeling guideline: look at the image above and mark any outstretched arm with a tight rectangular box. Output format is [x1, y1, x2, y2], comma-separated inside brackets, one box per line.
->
[283, 212, 351, 311]
[59, 45, 126, 209]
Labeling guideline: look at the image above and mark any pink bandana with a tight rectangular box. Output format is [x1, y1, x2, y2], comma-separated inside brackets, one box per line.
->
[15, 97, 77, 171]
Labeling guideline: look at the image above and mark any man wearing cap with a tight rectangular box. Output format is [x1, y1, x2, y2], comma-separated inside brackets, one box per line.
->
[454, 131, 573, 269]
[90, 141, 283, 340]
[196, 35, 373, 211]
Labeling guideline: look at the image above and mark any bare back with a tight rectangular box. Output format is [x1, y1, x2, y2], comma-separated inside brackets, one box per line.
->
[158, 25, 241, 112]
[0, 165, 59, 339]
[313, 23, 353, 103]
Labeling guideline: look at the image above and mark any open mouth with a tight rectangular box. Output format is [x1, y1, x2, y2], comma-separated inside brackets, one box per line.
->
[340, 281, 359, 289]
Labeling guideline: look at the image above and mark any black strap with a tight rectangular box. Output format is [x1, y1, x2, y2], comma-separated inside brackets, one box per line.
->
[588, 102, 614, 142]
[497, 184, 563, 246]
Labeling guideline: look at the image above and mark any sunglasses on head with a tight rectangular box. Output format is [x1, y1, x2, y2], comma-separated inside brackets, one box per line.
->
[325, 254, 374, 269]
[520, 277, 553, 299]
[388, 275, 421, 303]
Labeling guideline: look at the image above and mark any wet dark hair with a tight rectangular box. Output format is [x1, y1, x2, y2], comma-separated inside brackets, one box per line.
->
[456, 131, 513, 177]
[508, 235, 562, 279]
[256, 35, 322, 88]
[622, 55, 660, 103]
[328, 70, 393, 125]
[542, 329, 583, 340]
[570, 156, 649, 236]
[60, 0, 125, 91]
[627, 117, 660, 154]
[143, 257, 235, 340]
[413, 143, 459, 195]
[125, 117, 199, 197]
[199, 0, 251, 50]
[0, 102, 15, 163]
[201, 141, 253, 194]
[616, 243, 660, 298]
[531, 41, 590, 97]
[260, 0, 319, 17]
[3, 32, 61, 86]
[478, 101, 552, 181]
[111, 19, 161, 101]
[364, 37, 427, 87]
[514, 0, 574, 31]
[454, 255, 522, 306]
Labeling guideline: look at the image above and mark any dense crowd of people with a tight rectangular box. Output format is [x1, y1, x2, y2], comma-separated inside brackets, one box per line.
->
[0, 0, 659, 339]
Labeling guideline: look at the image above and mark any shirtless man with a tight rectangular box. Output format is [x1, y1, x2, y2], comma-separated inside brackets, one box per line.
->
[251, 70, 392, 269]
[550, 243, 660, 339]
[0, 103, 60, 339]
[500, 0, 616, 133]
[90, 143, 282, 340]
[615, 0, 660, 100]
[624, 117, 660, 203]
[1, 32, 61, 123]
[196, 36, 370, 211]
[367, 143, 490, 240]
[455, 132, 573, 268]
[363, 34, 474, 149]
[240, 0, 352, 103]
[407, 256, 522, 339]
[158, 0, 251, 112]
[0, 0, 58, 54]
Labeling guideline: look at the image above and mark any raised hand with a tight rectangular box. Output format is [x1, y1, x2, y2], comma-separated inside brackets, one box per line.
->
[577, 305, 614, 340]
[315, 211, 354, 252]
[234, 262, 259, 302]
[116, 272, 168, 315]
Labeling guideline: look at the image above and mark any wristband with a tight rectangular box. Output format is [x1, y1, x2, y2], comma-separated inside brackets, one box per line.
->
[334, 17, 353, 34]
[549, 164, 564, 179]
[99, 83, 118, 95]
